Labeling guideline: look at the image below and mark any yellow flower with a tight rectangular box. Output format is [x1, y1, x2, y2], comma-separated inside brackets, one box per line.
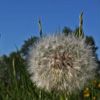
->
[83, 92, 90, 97]
[97, 83, 100, 88]
[83, 87, 90, 98]
[92, 96, 96, 100]
[83, 87, 89, 93]
[85, 87, 89, 91]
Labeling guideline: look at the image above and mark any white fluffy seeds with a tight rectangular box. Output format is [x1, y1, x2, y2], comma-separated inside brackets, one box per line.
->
[28, 34, 97, 93]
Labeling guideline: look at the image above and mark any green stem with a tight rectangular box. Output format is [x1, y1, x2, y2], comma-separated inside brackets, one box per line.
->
[60, 93, 68, 100]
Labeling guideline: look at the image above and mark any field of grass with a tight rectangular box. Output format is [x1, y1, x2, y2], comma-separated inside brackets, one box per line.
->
[0, 53, 100, 100]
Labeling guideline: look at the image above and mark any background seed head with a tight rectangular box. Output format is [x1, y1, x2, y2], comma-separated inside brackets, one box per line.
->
[28, 34, 97, 93]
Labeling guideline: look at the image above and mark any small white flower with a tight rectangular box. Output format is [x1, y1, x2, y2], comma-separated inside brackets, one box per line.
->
[28, 34, 97, 93]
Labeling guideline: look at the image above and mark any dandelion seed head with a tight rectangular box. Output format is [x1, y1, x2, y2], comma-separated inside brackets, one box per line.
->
[28, 34, 97, 93]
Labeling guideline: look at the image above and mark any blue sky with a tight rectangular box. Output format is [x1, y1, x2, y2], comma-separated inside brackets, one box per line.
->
[0, 0, 100, 59]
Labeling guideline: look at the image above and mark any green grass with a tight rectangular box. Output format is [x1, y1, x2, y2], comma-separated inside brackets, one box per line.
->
[0, 55, 100, 100]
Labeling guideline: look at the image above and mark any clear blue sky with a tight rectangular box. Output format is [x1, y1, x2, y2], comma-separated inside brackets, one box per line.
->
[0, 0, 100, 59]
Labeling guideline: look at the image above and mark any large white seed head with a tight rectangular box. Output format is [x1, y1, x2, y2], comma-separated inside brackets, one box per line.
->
[28, 34, 97, 93]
